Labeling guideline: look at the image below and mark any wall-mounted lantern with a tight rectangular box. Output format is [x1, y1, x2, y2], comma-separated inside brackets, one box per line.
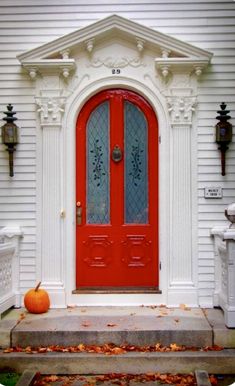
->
[1, 104, 19, 177]
[215, 102, 232, 176]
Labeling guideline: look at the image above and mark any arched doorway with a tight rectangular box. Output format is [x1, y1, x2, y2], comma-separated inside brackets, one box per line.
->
[76, 89, 159, 291]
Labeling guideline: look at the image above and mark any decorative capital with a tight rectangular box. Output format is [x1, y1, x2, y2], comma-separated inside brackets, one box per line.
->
[35, 95, 66, 127]
[166, 95, 197, 126]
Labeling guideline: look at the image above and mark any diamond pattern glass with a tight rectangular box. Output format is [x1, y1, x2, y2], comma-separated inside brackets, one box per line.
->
[124, 101, 148, 224]
[87, 101, 110, 224]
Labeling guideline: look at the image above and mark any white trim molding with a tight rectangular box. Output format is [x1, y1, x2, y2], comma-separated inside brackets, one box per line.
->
[18, 15, 212, 307]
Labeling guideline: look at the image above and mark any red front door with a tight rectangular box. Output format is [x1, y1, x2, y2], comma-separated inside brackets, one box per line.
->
[76, 89, 158, 289]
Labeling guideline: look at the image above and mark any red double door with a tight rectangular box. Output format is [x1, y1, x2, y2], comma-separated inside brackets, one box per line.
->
[76, 89, 159, 290]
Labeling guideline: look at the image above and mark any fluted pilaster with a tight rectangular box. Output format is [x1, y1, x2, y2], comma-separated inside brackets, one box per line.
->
[167, 91, 197, 304]
[36, 89, 66, 307]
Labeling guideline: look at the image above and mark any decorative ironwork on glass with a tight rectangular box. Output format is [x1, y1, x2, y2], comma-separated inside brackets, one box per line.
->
[87, 102, 110, 224]
[90, 138, 106, 187]
[130, 139, 144, 186]
[124, 101, 148, 224]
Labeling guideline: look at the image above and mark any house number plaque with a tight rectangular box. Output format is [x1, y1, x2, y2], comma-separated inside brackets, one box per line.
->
[204, 187, 223, 198]
[112, 69, 121, 74]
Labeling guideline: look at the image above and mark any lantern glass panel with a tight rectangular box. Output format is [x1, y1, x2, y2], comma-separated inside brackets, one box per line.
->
[2, 123, 18, 145]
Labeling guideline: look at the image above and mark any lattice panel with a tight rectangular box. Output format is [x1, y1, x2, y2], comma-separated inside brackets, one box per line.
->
[0, 256, 12, 296]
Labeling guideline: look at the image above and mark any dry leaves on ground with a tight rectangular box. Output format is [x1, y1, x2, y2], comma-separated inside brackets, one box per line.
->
[32, 372, 219, 386]
[3, 342, 223, 355]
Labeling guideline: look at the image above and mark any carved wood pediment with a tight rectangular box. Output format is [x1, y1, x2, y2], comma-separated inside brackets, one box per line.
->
[18, 14, 212, 79]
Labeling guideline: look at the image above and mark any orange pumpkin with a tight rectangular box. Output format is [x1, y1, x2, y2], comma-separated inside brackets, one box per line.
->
[24, 282, 50, 314]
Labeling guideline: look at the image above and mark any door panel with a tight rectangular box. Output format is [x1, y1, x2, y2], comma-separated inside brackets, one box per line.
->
[87, 101, 110, 224]
[76, 89, 158, 289]
[124, 101, 148, 224]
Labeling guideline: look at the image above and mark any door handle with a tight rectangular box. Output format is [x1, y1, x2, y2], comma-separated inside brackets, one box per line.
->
[76, 201, 82, 225]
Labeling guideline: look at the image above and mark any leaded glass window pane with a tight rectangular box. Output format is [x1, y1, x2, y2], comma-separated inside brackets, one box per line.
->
[87, 102, 110, 224]
[124, 101, 148, 224]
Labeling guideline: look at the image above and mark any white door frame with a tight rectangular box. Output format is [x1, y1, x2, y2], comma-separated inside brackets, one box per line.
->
[64, 77, 170, 306]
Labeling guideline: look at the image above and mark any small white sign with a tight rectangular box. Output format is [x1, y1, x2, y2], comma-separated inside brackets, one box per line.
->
[204, 187, 223, 198]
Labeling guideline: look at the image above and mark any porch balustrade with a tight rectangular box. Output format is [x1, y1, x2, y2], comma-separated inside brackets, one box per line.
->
[211, 224, 235, 328]
[0, 241, 15, 316]
[0, 226, 23, 316]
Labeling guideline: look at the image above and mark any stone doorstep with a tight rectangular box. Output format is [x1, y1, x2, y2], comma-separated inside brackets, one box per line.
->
[9, 307, 213, 349]
[1, 350, 235, 375]
[14, 370, 214, 386]
[11, 328, 213, 348]
[1, 307, 235, 349]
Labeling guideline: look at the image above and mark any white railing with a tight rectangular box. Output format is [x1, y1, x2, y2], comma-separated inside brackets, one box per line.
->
[211, 226, 235, 328]
[0, 241, 16, 316]
[0, 227, 23, 316]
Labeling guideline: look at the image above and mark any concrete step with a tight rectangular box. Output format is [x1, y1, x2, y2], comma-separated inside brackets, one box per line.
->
[1, 350, 235, 375]
[11, 308, 213, 348]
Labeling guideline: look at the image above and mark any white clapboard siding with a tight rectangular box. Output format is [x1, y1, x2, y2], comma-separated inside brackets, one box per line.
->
[0, 0, 234, 304]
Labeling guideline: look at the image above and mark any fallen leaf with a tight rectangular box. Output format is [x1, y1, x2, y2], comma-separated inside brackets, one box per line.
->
[155, 343, 161, 350]
[3, 348, 14, 353]
[83, 383, 95, 386]
[96, 375, 106, 381]
[38, 347, 47, 353]
[110, 347, 126, 355]
[204, 345, 223, 351]
[209, 375, 218, 385]
[77, 343, 86, 351]
[16, 312, 26, 325]
[170, 343, 182, 351]
[107, 323, 117, 327]
[179, 303, 191, 311]
[43, 375, 59, 382]
[174, 318, 180, 323]
[159, 374, 168, 381]
[160, 311, 168, 316]
[82, 321, 91, 327]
